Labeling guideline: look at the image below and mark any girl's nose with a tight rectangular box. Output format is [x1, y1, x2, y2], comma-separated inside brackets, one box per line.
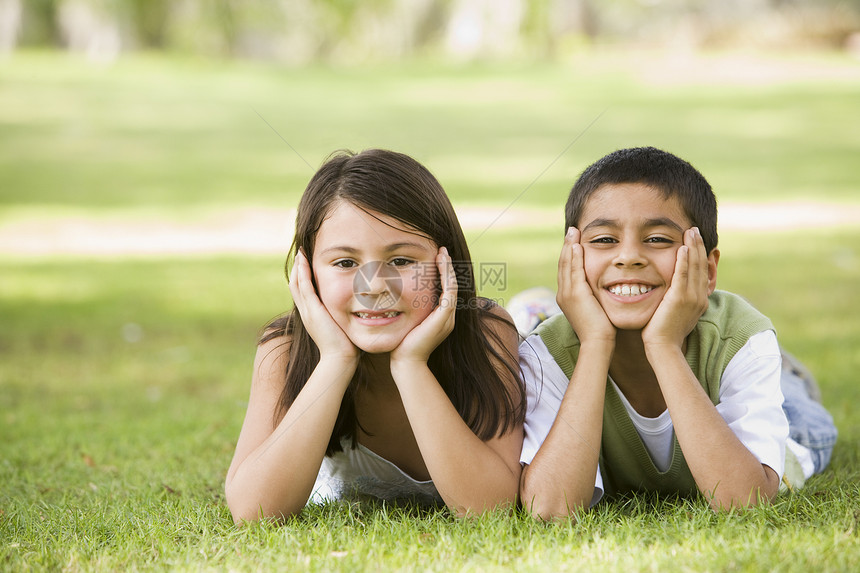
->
[353, 261, 403, 309]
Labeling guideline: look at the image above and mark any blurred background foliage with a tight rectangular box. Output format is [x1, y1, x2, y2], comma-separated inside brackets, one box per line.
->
[2, 0, 860, 64]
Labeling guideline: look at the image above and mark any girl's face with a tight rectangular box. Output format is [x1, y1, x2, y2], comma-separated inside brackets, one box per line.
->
[310, 200, 440, 354]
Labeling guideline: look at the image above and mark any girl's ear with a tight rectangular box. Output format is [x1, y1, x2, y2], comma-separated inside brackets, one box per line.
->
[707, 248, 720, 295]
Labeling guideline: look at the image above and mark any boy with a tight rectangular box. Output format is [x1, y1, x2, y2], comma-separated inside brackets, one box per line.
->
[516, 147, 836, 518]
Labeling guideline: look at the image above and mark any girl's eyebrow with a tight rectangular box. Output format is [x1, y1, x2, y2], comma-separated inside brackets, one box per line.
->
[318, 242, 433, 256]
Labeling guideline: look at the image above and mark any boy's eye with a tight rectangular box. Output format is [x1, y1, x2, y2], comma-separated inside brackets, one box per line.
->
[645, 236, 674, 244]
[333, 259, 358, 269]
[588, 237, 617, 244]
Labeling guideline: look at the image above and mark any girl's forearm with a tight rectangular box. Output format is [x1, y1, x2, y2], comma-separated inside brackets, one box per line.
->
[389, 361, 521, 516]
[226, 358, 355, 522]
[646, 345, 779, 509]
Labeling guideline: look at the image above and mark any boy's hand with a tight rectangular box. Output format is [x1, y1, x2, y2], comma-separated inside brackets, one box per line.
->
[641, 227, 710, 350]
[390, 247, 457, 365]
[289, 250, 360, 364]
[558, 227, 616, 345]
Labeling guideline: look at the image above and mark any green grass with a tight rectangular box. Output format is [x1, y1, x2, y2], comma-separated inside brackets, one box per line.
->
[2, 227, 859, 571]
[1, 51, 860, 571]
[1, 51, 859, 212]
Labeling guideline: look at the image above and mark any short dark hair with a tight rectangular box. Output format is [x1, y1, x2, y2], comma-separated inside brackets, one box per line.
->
[564, 147, 718, 253]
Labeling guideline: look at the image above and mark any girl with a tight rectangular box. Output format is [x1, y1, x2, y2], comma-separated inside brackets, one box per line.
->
[225, 149, 525, 522]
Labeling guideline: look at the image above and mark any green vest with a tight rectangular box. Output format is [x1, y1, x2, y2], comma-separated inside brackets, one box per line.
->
[535, 290, 774, 498]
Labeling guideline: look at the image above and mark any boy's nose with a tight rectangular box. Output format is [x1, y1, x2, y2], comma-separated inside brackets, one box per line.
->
[613, 243, 646, 267]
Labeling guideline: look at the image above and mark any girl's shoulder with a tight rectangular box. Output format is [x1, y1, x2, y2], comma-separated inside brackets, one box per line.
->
[475, 296, 514, 323]
[474, 297, 518, 347]
[254, 314, 293, 381]
[259, 313, 292, 344]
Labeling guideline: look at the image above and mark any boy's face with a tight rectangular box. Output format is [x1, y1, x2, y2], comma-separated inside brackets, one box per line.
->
[577, 183, 718, 331]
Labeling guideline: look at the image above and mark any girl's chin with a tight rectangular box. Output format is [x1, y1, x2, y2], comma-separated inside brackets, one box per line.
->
[348, 335, 405, 355]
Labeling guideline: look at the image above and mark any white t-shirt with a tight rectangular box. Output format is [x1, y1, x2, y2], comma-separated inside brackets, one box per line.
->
[519, 330, 809, 505]
[309, 439, 442, 507]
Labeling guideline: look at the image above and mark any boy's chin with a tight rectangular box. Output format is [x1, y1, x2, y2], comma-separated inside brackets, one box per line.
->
[608, 317, 650, 332]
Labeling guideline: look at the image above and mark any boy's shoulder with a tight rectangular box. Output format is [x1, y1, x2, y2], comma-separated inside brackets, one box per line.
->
[699, 290, 774, 335]
[687, 290, 775, 389]
[529, 290, 775, 374]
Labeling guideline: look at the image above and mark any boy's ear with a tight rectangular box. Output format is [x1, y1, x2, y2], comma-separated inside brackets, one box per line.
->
[707, 249, 720, 295]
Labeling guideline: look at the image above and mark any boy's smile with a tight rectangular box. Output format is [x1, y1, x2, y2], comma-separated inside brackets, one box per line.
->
[577, 183, 715, 331]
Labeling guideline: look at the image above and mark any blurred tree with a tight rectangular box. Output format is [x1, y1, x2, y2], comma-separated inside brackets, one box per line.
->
[18, 0, 59, 47]
[3, 0, 859, 60]
[129, 0, 168, 49]
[0, 0, 21, 54]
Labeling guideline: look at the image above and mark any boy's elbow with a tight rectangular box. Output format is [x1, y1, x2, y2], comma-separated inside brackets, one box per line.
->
[704, 478, 779, 512]
[520, 479, 589, 521]
[519, 466, 592, 520]
[521, 494, 589, 521]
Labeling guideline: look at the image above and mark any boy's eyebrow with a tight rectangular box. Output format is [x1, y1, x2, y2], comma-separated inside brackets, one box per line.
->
[644, 217, 685, 232]
[581, 217, 685, 233]
[581, 217, 617, 232]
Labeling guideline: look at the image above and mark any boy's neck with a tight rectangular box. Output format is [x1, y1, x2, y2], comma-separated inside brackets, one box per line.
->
[608, 329, 669, 417]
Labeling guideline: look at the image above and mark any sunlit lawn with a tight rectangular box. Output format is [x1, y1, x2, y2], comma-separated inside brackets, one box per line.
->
[1, 51, 859, 571]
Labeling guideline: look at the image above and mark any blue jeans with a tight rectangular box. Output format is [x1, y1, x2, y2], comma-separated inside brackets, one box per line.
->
[781, 362, 838, 474]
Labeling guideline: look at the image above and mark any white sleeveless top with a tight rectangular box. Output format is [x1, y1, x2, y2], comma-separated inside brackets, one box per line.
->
[308, 439, 442, 507]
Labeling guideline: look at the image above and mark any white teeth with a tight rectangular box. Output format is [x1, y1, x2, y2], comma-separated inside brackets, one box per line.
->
[609, 284, 652, 296]
[355, 311, 399, 319]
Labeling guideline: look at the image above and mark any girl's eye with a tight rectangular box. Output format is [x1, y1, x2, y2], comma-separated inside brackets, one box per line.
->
[588, 237, 617, 244]
[645, 236, 674, 244]
[389, 257, 414, 267]
[333, 259, 358, 269]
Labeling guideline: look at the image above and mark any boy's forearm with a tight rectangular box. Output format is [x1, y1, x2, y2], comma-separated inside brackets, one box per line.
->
[520, 341, 612, 519]
[645, 344, 780, 509]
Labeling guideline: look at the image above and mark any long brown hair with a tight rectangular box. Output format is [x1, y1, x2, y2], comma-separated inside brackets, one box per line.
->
[262, 149, 524, 455]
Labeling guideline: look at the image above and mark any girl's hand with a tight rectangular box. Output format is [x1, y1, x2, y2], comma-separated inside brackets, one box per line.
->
[289, 250, 359, 364]
[390, 247, 457, 365]
[558, 227, 616, 345]
[642, 227, 710, 350]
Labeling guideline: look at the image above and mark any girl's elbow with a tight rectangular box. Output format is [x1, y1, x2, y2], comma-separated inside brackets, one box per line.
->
[225, 491, 262, 524]
[225, 486, 300, 524]
[444, 486, 519, 518]
[228, 500, 301, 524]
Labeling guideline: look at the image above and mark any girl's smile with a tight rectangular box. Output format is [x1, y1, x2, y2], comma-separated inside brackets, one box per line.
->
[311, 200, 440, 353]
